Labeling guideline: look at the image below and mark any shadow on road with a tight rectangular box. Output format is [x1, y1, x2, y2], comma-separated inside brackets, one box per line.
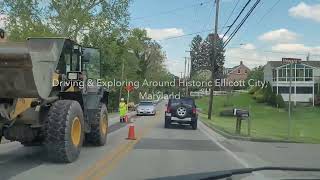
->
[0, 145, 46, 180]
[167, 123, 194, 130]
[0, 120, 132, 179]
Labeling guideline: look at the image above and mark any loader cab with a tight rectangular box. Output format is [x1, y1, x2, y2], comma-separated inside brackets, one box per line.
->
[82, 47, 101, 79]
[56, 39, 82, 75]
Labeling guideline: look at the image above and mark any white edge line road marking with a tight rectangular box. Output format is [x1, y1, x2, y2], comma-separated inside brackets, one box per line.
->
[199, 121, 269, 180]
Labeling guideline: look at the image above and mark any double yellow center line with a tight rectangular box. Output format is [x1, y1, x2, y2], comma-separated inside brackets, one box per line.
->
[77, 114, 160, 180]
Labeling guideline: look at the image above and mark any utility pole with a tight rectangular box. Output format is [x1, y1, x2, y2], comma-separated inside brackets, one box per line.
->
[208, 0, 220, 120]
[119, 59, 125, 103]
[288, 63, 293, 140]
[183, 57, 188, 96]
[185, 50, 192, 96]
[183, 57, 190, 96]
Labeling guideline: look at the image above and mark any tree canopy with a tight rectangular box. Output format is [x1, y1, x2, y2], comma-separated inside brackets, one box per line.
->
[0, 0, 175, 110]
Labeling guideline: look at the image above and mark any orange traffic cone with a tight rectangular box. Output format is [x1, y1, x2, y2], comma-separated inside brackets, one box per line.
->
[127, 124, 136, 140]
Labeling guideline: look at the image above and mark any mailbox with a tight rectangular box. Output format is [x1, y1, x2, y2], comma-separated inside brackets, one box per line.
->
[233, 108, 250, 135]
[233, 108, 249, 118]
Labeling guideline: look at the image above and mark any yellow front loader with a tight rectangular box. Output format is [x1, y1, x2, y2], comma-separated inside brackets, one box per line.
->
[0, 36, 109, 163]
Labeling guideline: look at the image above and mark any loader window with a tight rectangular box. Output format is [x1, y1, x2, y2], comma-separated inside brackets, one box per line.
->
[65, 53, 71, 72]
[72, 53, 79, 71]
[83, 48, 100, 79]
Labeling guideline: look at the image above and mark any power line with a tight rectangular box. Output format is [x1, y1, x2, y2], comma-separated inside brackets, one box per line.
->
[160, 29, 213, 41]
[257, 0, 281, 24]
[222, 0, 253, 39]
[159, 26, 228, 41]
[221, 0, 240, 34]
[131, 0, 211, 21]
[224, 0, 261, 48]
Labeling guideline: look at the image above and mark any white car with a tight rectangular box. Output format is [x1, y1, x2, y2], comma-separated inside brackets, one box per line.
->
[136, 101, 156, 116]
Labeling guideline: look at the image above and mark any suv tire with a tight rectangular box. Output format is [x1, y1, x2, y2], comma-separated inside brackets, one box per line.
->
[191, 119, 197, 130]
[175, 104, 188, 119]
[164, 118, 170, 128]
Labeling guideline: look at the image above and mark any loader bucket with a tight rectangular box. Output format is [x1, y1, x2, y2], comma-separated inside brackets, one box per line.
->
[0, 38, 65, 99]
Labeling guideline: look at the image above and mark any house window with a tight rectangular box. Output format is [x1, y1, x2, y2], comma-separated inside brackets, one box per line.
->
[273, 86, 277, 92]
[272, 69, 277, 81]
[245, 70, 247, 73]
[296, 68, 304, 81]
[296, 87, 313, 94]
[305, 68, 313, 81]
[278, 86, 295, 94]
[238, 69, 240, 74]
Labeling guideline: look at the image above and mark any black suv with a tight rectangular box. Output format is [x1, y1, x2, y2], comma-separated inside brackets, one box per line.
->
[164, 97, 198, 130]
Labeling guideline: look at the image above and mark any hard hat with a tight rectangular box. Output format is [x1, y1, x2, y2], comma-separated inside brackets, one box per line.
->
[121, 98, 124, 101]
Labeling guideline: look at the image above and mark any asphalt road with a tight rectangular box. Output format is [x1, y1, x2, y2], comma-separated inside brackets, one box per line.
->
[0, 102, 320, 180]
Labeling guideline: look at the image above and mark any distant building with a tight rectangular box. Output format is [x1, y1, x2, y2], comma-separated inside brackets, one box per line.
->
[224, 61, 250, 82]
[264, 60, 320, 105]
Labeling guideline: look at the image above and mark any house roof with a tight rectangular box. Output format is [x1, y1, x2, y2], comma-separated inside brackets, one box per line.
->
[267, 61, 320, 68]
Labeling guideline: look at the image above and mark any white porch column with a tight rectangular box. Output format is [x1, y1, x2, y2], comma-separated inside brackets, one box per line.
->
[276, 69, 279, 94]
[313, 81, 315, 107]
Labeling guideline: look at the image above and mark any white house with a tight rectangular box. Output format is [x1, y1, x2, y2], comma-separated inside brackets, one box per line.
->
[264, 60, 320, 105]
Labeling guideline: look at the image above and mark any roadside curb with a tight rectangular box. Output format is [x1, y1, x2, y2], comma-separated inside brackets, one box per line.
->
[200, 119, 304, 144]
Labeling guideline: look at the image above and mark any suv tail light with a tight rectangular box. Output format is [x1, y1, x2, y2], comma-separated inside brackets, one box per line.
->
[166, 106, 171, 113]
[192, 107, 197, 114]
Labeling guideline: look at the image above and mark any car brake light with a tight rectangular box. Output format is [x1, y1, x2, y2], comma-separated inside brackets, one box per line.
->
[192, 108, 196, 114]
[166, 106, 171, 113]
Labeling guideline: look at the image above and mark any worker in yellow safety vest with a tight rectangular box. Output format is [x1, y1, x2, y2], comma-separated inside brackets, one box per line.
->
[119, 98, 127, 123]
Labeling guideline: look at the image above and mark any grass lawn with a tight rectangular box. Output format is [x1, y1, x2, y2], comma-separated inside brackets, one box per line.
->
[196, 93, 320, 143]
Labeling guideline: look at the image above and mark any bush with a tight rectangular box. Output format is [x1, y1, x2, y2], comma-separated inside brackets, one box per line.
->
[255, 94, 265, 103]
[315, 96, 320, 106]
[276, 94, 286, 108]
[253, 87, 266, 101]
[263, 82, 273, 103]
[249, 86, 260, 94]
[268, 92, 277, 106]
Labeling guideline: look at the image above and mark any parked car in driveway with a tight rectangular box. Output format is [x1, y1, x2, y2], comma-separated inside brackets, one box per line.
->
[136, 101, 156, 116]
[164, 97, 198, 130]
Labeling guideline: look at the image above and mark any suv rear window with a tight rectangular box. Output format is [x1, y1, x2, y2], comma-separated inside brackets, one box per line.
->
[139, 101, 153, 105]
[169, 98, 195, 106]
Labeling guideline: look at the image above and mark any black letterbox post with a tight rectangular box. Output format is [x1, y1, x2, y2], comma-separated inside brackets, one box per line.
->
[233, 109, 249, 134]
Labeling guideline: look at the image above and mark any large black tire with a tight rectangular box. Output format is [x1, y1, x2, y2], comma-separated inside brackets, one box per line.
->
[45, 100, 84, 163]
[191, 119, 198, 130]
[164, 117, 170, 128]
[85, 104, 108, 146]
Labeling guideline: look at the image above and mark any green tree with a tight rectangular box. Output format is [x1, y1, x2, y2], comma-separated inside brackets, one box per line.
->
[245, 66, 264, 88]
[1, 0, 176, 110]
[190, 35, 203, 78]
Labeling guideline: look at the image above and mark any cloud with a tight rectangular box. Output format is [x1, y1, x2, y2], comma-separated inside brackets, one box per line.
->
[289, 2, 320, 22]
[241, 43, 256, 50]
[225, 46, 268, 68]
[224, 43, 316, 69]
[258, 29, 298, 43]
[165, 59, 185, 76]
[219, 34, 229, 42]
[272, 43, 320, 55]
[145, 28, 184, 40]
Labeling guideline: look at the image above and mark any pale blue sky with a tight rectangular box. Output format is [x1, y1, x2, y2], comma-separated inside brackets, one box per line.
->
[129, 0, 320, 75]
